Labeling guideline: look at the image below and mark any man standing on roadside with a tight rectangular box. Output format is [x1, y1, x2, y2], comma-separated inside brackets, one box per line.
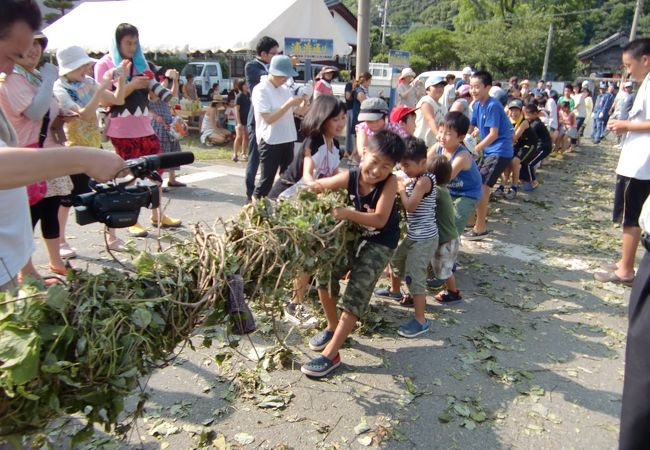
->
[595, 38, 650, 289]
[244, 36, 279, 203]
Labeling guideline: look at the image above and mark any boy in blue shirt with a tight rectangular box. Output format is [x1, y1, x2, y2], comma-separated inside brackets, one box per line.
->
[465, 70, 513, 241]
[301, 130, 405, 378]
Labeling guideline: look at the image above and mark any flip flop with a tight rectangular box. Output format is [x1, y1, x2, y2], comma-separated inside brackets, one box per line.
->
[167, 181, 187, 187]
[593, 270, 634, 286]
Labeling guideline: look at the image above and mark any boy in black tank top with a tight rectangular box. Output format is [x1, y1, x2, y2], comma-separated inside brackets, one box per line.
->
[300, 130, 405, 378]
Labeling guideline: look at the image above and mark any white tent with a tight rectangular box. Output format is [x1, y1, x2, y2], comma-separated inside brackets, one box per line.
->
[43, 0, 352, 56]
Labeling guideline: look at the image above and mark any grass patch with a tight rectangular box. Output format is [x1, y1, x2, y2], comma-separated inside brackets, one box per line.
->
[182, 133, 233, 162]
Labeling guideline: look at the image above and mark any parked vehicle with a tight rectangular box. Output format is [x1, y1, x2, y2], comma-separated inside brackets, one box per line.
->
[415, 70, 465, 88]
[180, 61, 232, 100]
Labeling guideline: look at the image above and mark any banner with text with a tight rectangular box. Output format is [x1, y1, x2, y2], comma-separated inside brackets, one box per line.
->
[285, 38, 334, 60]
[388, 50, 411, 69]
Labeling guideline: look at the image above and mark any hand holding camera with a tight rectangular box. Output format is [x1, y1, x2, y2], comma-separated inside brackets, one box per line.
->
[74, 152, 194, 227]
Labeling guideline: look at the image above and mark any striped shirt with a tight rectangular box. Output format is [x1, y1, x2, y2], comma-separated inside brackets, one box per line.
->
[405, 172, 438, 241]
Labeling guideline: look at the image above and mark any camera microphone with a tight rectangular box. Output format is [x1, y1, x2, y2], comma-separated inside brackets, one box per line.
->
[126, 152, 195, 178]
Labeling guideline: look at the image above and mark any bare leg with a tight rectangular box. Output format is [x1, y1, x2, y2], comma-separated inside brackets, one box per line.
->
[445, 274, 458, 292]
[616, 226, 641, 279]
[473, 185, 491, 234]
[321, 310, 357, 360]
[317, 288, 339, 332]
[45, 237, 67, 272]
[511, 157, 521, 184]
[290, 272, 310, 304]
[20, 258, 41, 279]
[58, 205, 70, 245]
[413, 294, 426, 324]
[390, 273, 402, 294]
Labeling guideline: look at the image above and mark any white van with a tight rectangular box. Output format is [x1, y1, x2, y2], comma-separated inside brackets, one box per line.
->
[180, 61, 232, 100]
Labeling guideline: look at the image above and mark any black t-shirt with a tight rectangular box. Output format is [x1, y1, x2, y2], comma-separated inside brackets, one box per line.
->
[530, 118, 552, 153]
[514, 120, 538, 152]
[347, 168, 400, 249]
[235, 92, 251, 125]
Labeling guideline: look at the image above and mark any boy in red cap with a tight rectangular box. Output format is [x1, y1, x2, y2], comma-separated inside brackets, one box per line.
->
[389, 104, 418, 136]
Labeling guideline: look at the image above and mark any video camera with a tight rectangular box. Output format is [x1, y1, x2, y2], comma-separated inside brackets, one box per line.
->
[73, 152, 195, 228]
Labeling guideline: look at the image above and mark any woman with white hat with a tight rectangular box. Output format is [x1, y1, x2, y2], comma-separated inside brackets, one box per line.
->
[53, 44, 129, 252]
[396, 67, 422, 108]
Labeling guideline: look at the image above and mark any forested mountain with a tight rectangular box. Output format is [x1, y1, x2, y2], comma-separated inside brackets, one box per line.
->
[342, 0, 648, 79]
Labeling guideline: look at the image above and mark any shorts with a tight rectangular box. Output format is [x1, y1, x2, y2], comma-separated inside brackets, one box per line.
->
[452, 195, 479, 235]
[613, 175, 650, 227]
[110, 134, 161, 161]
[478, 154, 512, 188]
[317, 240, 394, 319]
[390, 236, 438, 295]
[431, 238, 460, 280]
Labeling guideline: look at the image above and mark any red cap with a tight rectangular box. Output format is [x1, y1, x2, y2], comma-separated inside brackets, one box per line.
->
[389, 104, 419, 123]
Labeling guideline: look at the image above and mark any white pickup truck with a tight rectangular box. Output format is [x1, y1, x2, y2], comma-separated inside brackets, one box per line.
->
[180, 61, 233, 100]
[330, 63, 396, 100]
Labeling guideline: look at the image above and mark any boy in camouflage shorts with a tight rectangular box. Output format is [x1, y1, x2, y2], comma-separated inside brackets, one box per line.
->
[301, 130, 406, 378]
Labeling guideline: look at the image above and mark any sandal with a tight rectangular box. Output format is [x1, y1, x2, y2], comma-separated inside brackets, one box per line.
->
[399, 294, 414, 307]
[593, 270, 634, 286]
[49, 261, 73, 276]
[167, 181, 186, 187]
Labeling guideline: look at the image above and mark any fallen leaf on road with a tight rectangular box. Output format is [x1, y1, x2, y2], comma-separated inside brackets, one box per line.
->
[234, 432, 255, 445]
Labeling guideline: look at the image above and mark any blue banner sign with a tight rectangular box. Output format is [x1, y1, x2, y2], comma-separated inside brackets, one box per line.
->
[285, 37, 334, 60]
[388, 49, 411, 69]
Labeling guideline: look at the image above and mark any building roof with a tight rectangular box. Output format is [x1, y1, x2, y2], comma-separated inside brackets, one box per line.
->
[325, 0, 357, 30]
[577, 31, 628, 60]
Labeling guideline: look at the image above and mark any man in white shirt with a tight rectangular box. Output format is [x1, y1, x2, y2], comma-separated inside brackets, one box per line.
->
[0, 0, 125, 292]
[595, 38, 650, 288]
[252, 55, 306, 199]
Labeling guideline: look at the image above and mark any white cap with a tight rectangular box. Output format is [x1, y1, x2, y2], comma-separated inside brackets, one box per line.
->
[56, 45, 97, 76]
[581, 80, 590, 88]
[399, 67, 416, 80]
[624, 81, 633, 88]
[462, 66, 472, 76]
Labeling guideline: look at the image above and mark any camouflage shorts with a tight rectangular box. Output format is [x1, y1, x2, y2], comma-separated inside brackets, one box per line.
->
[318, 240, 394, 319]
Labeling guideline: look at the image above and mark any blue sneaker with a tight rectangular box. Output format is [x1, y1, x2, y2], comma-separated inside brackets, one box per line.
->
[522, 182, 534, 191]
[397, 319, 430, 338]
[427, 278, 445, 289]
[301, 353, 341, 378]
[309, 329, 334, 351]
[374, 287, 402, 300]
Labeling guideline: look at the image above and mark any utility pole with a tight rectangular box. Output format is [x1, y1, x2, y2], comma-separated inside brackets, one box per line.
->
[357, 0, 370, 75]
[630, 0, 644, 41]
[381, 0, 389, 46]
[542, 22, 553, 82]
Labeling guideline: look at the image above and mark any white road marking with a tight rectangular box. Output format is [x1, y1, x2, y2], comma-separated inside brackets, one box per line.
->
[466, 238, 591, 270]
[173, 171, 227, 184]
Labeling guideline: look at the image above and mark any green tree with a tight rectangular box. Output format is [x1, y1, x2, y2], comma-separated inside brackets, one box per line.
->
[400, 27, 460, 70]
[43, 0, 77, 24]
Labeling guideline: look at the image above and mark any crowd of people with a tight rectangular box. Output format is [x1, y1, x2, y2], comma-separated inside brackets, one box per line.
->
[2, 1, 650, 446]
